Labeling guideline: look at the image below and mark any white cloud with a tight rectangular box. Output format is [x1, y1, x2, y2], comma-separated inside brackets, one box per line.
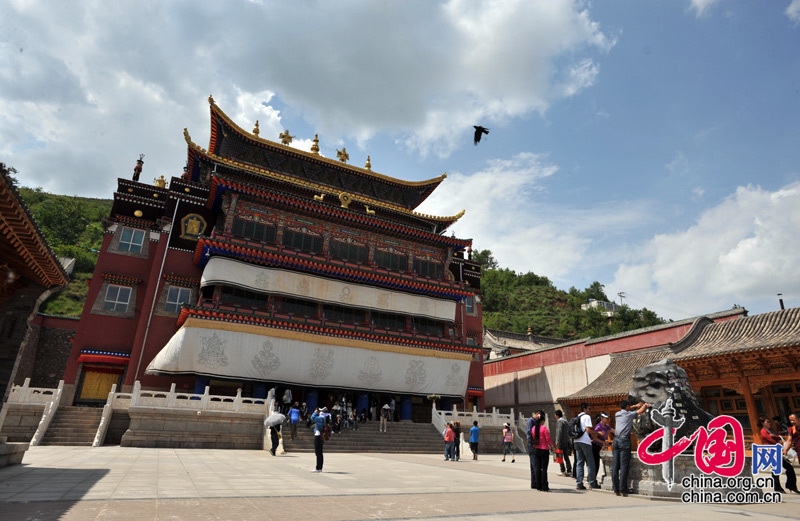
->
[0, 1, 613, 194]
[609, 182, 800, 320]
[788, 0, 800, 23]
[666, 151, 688, 173]
[688, 0, 721, 18]
[417, 152, 656, 281]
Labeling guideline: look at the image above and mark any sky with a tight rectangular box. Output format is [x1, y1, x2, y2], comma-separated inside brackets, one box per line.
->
[2, 0, 799, 321]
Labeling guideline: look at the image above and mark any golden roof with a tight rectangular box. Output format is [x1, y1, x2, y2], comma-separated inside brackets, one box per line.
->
[207, 95, 447, 189]
[184, 128, 465, 225]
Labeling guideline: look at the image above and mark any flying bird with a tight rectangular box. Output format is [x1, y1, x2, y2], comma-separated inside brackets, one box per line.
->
[473, 126, 489, 146]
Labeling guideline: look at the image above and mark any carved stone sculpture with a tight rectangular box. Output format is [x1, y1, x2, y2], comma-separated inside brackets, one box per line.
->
[628, 358, 714, 443]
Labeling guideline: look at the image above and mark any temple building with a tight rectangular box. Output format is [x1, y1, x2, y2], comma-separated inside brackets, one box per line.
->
[485, 306, 800, 445]
[61, 97, 484, 418]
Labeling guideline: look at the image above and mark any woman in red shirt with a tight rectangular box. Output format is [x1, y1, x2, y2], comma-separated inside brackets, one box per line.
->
[760, 417, 797, 494]
[531, 410, 555, 491]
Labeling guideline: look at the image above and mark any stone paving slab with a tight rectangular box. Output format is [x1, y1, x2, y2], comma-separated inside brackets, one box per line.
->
[0, 446, 797, 520]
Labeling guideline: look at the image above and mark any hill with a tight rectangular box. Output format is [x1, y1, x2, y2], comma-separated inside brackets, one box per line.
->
[474, 250, 664, 340]
[9, 172, 112, 316]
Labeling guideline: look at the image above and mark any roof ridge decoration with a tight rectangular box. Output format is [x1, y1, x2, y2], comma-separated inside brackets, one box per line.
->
[184, 130, 465, 226]
[206, 95, 447, 191]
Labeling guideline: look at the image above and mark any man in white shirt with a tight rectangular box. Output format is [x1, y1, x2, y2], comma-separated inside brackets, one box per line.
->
[574, 403, 602, 490]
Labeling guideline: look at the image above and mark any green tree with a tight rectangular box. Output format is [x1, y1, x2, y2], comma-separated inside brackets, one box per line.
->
[471, 249, 498, 269]
[35, 197, 87, 246]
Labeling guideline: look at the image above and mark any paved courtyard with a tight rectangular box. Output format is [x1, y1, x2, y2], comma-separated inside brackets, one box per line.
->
[0, 446, 798, 520]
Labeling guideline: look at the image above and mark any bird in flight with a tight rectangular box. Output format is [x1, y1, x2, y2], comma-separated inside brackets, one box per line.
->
[473, 126, 489, 146]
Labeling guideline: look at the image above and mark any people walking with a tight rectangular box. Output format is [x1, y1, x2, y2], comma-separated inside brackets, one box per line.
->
[501, 423, 516, 462]
[310, 407, 329, 472]
[282, 388, 292, 414]
[530, 410, 555, 491]
[574, 403, 602, 490]
[444, 423, 456, 461]
[554, 410, 571, 476]
[592, 412, 613, 474]
[760, 416, 798, 494]
[453, 421, 462, 461]
[380, 404, 390, 432]
[268, 424, 281, 456]
[288, 402, 301, 440]
[469, 421, 480, 460]
[612, 400, 648, 496]
[526, 411, 538, 482]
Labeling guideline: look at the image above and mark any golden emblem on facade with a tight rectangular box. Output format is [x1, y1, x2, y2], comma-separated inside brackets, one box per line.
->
[336, 148, 349, 163]
[154, 175, 168, 188]
[180, 213, 207, 241]
[339, 192, 353, 208]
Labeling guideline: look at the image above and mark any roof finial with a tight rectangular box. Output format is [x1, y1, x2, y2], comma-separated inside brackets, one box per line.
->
[337, 147, 349, 163]
[154, 175, 167, 189]
[527, 325, 532, 336]
[365, 155, 372, 171]
[253, 120, 260, 136]
[311, 134, 320, 155]
[133, 154, 145, 182]
[208, 94, 215, 105]
[279, 129, 295, 145]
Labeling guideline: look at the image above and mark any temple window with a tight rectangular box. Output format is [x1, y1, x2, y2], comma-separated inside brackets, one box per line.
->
[372, 311, 406, 331]
[282, 229, 323, 253]
[375, 250, 407, 272]
[281, 297, 318, 316]
[165, 286, 192, 313]
[232, 218, 276, 244]
[103, 285, 132, 312]
[413, 259, 443, 279]
[118, 227, 146, 253]
[330, 240, 369, 264]
[466, 337, 476, 347]
[465, 296, 475, 314]
[220, 286, 267, 308]
[323, 304, 366, 324]
[413, 317, 446, 336]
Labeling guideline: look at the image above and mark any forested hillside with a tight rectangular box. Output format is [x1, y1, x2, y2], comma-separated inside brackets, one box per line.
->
[8, 169, 111, 316]
[473, 250, 664, 340]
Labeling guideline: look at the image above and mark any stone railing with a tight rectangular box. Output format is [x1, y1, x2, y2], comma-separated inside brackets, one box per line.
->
[125, 382, 269, 413]
[433, 403, 516, 429]
[5, 378, 60, 405]
[30, 380, 64, 446]
[92, 384, 118, 447]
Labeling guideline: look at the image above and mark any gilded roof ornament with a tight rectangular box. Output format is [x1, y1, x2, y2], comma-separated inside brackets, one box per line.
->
[365, 155, 372, 171]
[252, 120, 260, 136]
[279, 130, 295, 145]
[154, 175, 167, 188]
[208, 95, 215, 105]
[337, 148, 349, 163]
[311, 134, 320, 155]
[339, 192, 353, 208]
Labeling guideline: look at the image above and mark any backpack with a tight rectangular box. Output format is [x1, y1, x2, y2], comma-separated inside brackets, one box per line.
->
[568, 413, 585, 440]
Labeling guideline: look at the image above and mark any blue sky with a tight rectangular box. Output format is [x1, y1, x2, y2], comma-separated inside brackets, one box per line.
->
[2, 0, 799, 320]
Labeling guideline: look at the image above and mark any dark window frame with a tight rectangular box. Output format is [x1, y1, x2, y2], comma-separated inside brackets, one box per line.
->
[330, 240, 369, 264]
[232, 218, 276, 244]
[413, 258, 443, 279]
[375, 250, 407, 271]
[282, 229, 323, 253]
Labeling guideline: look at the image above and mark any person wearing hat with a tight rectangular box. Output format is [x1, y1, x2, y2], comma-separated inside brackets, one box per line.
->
[380, 403, 390, 432]
[310, 407, 330, 472]
[592, 412, 614, 481]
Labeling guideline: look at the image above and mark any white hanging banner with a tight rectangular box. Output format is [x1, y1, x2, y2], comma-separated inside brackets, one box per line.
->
[146, 318, 471, 397]
[201, 257, 457, 322]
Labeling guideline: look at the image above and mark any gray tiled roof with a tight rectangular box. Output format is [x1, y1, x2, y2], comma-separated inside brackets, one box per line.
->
[672, 307, 800, 361]
[560, 348, 672, 402]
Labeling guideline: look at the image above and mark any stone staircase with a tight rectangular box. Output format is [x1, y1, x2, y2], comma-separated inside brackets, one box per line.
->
[40, 406, 103, 446]
[282, 420, 445, 453]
